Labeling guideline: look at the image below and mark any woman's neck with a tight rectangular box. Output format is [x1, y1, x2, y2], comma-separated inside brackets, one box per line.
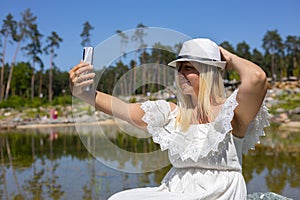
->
[190, 102, 223, 124]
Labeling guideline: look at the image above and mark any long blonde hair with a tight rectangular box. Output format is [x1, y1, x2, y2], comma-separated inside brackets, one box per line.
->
[175, 62, 225, 131]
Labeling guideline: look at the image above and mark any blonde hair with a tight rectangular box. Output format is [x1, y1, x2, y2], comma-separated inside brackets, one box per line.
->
[175, 62, 225, 131]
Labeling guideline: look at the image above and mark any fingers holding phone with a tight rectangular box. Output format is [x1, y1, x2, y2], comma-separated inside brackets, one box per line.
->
[69, 61, 95, 96]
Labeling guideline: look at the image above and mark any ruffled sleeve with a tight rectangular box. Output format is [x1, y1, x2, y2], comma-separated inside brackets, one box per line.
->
[140, 100, 177, 150]
[240, 103, 270, 154]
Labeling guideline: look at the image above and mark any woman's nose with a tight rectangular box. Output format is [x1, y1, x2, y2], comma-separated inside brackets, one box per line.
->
[180, 71, 189, 80]
[178, 71, 184, 77]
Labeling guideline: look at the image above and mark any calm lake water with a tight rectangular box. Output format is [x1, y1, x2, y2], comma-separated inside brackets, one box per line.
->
[0, 123, 299, 200]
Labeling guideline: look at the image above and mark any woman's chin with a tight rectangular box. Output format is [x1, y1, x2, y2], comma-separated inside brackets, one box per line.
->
[180, 83, 196, 96]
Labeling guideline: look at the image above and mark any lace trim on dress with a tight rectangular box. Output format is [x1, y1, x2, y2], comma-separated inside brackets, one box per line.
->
[214, 89, 240, 141]
[140, 90, 239, 161]
[241, 103, 270, 154]
[173, 90, 240, 161]
[140, 89, 269, 161]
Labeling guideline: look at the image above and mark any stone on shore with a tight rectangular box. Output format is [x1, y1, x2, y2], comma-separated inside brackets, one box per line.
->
[247, 192, 293, 200]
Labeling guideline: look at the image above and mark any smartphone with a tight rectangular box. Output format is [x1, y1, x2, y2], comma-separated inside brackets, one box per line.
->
[82, 47, 94, 91]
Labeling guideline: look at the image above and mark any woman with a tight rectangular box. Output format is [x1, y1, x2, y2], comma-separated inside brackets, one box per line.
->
[69, 38, 269, 199]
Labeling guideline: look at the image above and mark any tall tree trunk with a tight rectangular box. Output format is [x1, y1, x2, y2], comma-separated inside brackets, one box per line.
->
[48, 50, 53, 103]
[5, 40, 22, 101]
[163, 60, 167, 87]
[31, 73, 35, 100]
[271, 54, 276, 82]
[133, 52, 137, 95]
[0, 35, 8, 101]
[292, 55, 297, 78]
[128, 67, 132, 96]
[142, 52, 146, 95]
[31, 60, 35, 100]
[38, 71, 43, 98]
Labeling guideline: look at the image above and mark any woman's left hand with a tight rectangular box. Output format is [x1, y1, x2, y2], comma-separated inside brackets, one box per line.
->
[69, 61, 95, 97]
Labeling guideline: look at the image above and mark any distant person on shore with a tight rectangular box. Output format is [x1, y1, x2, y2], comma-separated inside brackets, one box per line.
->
[69, 38, 269, 199]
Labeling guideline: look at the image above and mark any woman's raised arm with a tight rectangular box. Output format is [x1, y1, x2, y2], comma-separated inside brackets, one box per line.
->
[69, 61, 147, 129]
[219, 47, 268, 138]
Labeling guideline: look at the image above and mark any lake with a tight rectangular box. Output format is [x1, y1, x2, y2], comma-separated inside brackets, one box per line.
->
[0, 123, 299, 200]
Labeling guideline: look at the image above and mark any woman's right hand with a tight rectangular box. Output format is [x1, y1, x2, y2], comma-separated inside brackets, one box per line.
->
[69, 61, 95, 97]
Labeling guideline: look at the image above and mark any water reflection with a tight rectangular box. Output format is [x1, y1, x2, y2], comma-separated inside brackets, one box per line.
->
[0, 125, 299, 199]
[243, 127, 300, 199]
[76, 122, 170, 173]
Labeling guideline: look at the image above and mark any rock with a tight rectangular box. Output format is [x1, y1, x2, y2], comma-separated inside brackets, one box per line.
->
[247, 192, 293, 200]
[4, 112, 11, 117]
[271, 113, 290, 124]
[74, 114, 96, 123]
[275, 108, 285, 113]
[280, 121, 300, 129]
[292, 107, 300, 114]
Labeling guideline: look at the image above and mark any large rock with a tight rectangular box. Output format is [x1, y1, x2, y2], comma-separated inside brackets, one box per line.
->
[247, 192, 292, 200]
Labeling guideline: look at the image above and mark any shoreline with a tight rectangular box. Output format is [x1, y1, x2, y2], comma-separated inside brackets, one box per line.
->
[9, 119, 300, 130]
[15, 119, 118, 129]
[0, 119, 119, 131]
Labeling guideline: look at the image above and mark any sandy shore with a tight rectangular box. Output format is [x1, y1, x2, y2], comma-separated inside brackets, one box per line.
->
[15, 119, 118, 129]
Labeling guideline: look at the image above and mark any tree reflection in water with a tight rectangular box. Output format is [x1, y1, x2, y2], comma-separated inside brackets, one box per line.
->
[243, 126, 300, 198]
[0, 125, 299, 199]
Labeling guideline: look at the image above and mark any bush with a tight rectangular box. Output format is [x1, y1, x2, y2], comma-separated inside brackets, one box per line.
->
[52, 95, 72, 106]
[0, 96, 24, 109]
[0, 95, 72, 109]
[25, 97, 47, 108]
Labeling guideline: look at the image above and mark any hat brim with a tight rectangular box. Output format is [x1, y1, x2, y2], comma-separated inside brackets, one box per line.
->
[168, 58, 226, 70]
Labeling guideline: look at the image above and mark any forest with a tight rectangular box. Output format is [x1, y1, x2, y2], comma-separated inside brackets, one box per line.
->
[1, 8, 300, 108]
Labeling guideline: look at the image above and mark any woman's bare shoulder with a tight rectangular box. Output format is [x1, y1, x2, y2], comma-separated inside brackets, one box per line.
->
[169, 102, 177, 112]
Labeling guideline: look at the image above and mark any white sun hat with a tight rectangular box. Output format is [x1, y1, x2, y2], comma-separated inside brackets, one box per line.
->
[168, 38, 226, 70]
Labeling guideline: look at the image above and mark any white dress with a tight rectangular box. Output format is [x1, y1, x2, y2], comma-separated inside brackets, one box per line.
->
[108, 89, 269, 200]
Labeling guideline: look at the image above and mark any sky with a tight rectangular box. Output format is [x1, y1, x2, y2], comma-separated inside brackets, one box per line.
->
[1, 0, 300, 72]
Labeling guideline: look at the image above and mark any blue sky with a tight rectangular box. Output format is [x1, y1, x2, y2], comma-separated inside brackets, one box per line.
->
[1, 0, 300, 71]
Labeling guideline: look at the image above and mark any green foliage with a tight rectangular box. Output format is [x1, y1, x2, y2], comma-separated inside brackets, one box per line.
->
[236, 41, 251, 60]
[25, 107, 48, 118]
[26, 97, 47, 108]
[129, 97, 136, 103]
[11, 62, 33, 97]
[0, 95, 24, 108]
[80, 21, 94, 47]
[0, 94, 72, 109]
[52, 94, 72, 106]
[228, 70, 240, 81]
[269, 92, 300, 114]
